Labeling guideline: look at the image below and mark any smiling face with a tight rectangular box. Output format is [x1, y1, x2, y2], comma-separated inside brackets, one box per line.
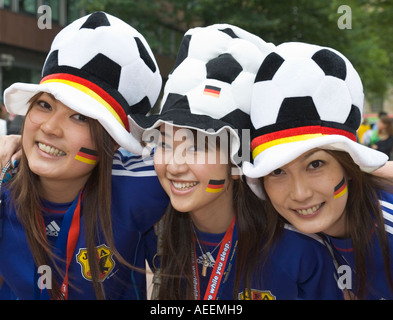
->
[153, 125, 239, 233]
[263, 149, 349, 237]
[22, 92, 97, 189]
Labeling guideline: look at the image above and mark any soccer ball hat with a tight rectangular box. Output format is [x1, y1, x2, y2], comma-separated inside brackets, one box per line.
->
[129, 24, 275, 168]
[242, 42, 388, 198]
[4, 12, 162, 155]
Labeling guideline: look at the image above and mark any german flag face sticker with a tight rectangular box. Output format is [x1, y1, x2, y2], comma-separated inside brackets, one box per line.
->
[334, 177, 347, 199]
[206, 179, 225, 193]
[75, 147, 98, 165]
[203, 85, 221, 98]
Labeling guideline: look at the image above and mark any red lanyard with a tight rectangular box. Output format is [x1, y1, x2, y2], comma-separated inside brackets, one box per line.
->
[192, 215, 237, 300]
[59, 193, 82, 299]
[35, 191, 82, 300]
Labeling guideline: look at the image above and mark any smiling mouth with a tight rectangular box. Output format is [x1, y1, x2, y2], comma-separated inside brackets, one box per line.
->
[294, 203, 324, 216]
[172, 181, 198, 191]
[38, 142, 66, 157]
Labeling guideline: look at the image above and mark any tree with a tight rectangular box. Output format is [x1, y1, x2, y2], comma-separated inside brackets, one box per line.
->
[76, 0, 392, 109]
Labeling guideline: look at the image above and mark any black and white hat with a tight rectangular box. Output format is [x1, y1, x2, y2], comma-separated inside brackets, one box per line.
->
[129, 24, 275, 167]
[242, 42, 388, 197]
[4, 12, 162, 154]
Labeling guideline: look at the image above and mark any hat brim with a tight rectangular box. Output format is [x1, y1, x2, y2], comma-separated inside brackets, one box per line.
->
[4, 82, 143, 155]
[243, 134, 388, 178]
[243, 135, 388, 199]
[128, 111, 243, 172]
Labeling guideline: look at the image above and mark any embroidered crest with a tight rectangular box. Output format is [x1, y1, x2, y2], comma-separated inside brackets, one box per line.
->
[76, 244, 115, 281]
[239, 289, 276, 300]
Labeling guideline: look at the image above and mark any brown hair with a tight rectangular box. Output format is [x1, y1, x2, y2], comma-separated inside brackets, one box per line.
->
[9, 92, 133, 299]
[261, 149, 393, 299]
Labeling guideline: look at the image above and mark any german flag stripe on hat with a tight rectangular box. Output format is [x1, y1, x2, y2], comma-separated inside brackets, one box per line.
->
[40, 73, 130, 131]
[251, 125, 357, 160]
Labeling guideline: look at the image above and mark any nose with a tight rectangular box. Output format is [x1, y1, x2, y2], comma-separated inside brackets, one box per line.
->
[289, 176, 313, 202]
[40, 112, 64, 137]
[165, 147, 189, 175]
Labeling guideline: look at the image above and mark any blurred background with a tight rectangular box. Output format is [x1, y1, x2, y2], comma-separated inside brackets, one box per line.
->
[0, 0, 392, 136]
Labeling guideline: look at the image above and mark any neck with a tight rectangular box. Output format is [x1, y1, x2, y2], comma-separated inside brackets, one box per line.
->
[39, 176, 89, 203]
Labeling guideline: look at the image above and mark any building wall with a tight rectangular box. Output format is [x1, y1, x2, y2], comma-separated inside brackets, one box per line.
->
[0, 9, 61, 53]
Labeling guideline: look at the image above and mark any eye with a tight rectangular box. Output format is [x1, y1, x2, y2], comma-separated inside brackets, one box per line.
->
[309, 160, 324, 169]
[187, 144, 202, 153]
[270, 168, 284, 176]
[36, 100, 52, 110]
[72, 114, 89, 122]
[157, 141, 170, 150]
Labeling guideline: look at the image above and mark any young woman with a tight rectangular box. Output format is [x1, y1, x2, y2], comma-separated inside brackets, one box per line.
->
[129, 25, 342, 300]
[243, 41, 393, 299]
[0, 12, 168, 300]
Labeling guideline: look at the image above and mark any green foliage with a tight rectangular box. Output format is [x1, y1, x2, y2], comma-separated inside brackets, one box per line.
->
[76, 0, 392, 106]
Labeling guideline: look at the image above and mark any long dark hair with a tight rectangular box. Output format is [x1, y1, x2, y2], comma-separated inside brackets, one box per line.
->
[261, 149, 393, 299]
[9, 92, 133, 299]
[158, 172, 278, 299]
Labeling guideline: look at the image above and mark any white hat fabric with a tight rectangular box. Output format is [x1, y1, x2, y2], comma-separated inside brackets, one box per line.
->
[4, 11, 162, 155]
[129, 24, 275, 168]
[242, 42, 388, 197]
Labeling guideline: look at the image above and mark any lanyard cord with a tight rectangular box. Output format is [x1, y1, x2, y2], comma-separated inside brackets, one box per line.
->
[191, 215, 237, 300]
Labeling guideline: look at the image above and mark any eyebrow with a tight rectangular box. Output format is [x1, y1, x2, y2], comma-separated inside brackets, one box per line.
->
[301, 149, 323, 161]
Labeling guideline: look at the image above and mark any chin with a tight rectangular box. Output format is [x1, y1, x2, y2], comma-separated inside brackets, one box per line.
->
[170, 202, 192, 213]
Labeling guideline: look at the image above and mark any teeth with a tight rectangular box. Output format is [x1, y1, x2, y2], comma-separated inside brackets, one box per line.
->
[296, 204, 321, 215]
[38, 143, 66, 157]
[172, 181, 198, 190]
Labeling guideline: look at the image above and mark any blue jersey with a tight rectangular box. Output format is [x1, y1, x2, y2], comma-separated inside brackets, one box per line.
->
[0, 150, 169, 300]
[324, 190, 393, 300]
[145, 222, 343, 300]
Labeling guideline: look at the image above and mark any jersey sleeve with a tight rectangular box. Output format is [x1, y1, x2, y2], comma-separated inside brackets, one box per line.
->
[111, 150, 169, 233]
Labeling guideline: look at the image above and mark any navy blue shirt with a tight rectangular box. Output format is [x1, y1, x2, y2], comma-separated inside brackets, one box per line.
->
[145, 222, 343, 300]
[325, 190, 393, 299]
[0, 150, 169, 300]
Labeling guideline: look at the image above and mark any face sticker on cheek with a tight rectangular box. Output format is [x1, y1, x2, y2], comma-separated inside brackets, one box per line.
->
[205, 179, 225, 193]
[334, 177, 347, 199]
[75, 147, 98, 165]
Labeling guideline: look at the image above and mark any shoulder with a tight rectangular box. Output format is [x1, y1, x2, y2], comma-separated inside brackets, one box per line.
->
[111, 149, 164, 197]
[112, 148, 156, 178]
[110, 149, 169, 231]
[268, 224, 340, 295]
[270, 224, 332, 267]
[272, 224, 334, 270]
